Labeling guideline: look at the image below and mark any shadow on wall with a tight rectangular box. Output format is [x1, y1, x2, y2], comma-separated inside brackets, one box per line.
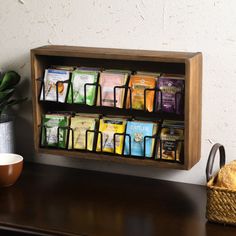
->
[14, 103, 34, 160]
[1, 51, 34, 159]
[34, 153, 186, 183]
[13, 76, 34, 160]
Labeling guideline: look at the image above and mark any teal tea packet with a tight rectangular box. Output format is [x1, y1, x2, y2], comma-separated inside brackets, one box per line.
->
[124, 121, 157, 157]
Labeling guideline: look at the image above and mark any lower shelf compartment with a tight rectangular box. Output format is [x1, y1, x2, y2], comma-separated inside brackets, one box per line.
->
[37, 147, 187, 170]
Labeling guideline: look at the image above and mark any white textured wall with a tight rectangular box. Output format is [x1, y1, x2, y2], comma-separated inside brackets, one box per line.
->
[1, 0, 236, 185]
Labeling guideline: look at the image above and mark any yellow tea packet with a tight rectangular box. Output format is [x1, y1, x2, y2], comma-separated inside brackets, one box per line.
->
[96, 118, 126, 154]
[68, 116, 97, 151]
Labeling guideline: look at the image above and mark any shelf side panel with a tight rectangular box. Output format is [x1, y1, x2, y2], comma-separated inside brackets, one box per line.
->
[184, 54, 202, 169]
[31, 52, 49, 151]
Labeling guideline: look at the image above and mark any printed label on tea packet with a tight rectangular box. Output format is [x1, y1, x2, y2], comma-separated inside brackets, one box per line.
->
[40, 69, 70, 103]
[158, 77, 184, 114]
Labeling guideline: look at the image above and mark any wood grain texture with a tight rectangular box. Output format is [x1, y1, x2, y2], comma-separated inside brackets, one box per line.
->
[38, 148, 187, 170]
[31, 52, 47, 152]
[0, 163, 235, 236]
[31, 52, 39, 151]
[32, 45, 199, 62]
[31, 45, 202, 170]
[184, 53, 203, 169]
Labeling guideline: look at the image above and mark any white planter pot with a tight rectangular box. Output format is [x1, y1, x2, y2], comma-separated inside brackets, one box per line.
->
[0, 115, 15, 153]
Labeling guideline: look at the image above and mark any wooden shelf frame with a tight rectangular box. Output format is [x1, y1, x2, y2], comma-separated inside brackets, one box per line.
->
[31, 45, 202, 170]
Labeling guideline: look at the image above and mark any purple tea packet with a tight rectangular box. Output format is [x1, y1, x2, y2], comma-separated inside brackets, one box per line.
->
[157, 76, 184, 114]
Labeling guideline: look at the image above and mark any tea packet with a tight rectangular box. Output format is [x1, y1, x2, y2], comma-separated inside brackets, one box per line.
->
[127, 74, 157, 112]
[96, 117, 126, 154]
[67, 69, 99, 105]
[124, 120, 158, 158]
[157, 74, 184, 114]
[97, 71, 129, 108]
[156, 123, 184, 162]
[41, 113, 70, 148]
[40, 69, 70, 103]
[68, 114, 98, 151]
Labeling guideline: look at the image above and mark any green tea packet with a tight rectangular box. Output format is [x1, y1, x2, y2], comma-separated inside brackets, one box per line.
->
[41, 114, 70, 148]
[67, 69, 99, 105]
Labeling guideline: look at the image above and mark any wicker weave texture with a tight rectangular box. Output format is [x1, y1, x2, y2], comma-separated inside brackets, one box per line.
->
[206, 186, 236, 225]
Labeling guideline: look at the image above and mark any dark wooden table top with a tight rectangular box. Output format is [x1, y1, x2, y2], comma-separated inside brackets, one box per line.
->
[0, 162, 236, 236]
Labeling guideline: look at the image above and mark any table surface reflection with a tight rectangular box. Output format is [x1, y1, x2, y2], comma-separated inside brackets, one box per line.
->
[0, 162, 236, 236]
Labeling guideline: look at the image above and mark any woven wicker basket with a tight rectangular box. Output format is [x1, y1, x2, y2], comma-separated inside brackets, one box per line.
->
[206, 143, 236, 225]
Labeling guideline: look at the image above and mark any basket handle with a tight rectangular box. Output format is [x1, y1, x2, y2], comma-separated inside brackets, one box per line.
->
[206, 143, 226, 182]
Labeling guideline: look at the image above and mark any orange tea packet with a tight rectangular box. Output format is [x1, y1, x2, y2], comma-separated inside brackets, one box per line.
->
[127, 75, 157, 112]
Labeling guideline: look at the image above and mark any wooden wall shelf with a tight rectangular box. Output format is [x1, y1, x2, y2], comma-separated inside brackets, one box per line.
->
[31, 45, 202, 170]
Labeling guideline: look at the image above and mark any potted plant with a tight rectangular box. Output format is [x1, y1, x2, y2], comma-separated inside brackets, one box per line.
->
[0, 71, 27, 153]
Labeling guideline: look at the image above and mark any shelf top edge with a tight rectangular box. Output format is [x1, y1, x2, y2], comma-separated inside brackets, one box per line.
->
[31, 45, 201, 62]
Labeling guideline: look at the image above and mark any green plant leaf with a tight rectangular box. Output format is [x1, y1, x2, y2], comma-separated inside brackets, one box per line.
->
[0, 89, 14, 103]
[0, 72, 3, 83]
[6, 97, 27, 107]
[0, 97, 27, 113]
[0, 71, 20, 91]
[0, 100, 8, 113]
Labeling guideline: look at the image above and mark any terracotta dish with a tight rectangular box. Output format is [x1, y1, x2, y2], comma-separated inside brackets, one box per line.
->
[0, 153, 23, 187]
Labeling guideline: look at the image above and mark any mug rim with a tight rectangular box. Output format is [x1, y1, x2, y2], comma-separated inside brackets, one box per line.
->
[0, 153, 23, 166]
